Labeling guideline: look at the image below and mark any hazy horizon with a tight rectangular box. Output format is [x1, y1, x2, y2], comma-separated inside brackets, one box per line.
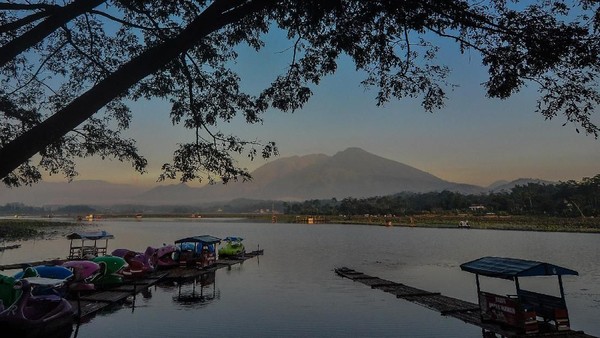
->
[36, 146, 590, 190]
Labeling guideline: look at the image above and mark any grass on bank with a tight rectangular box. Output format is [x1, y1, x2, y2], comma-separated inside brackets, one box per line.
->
[265, 214, 600, 233]
[0, 219, 80, 241]
[2, 214, 599, 243]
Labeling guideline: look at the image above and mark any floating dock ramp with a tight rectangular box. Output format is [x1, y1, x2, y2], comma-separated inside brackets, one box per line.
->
[334, 267, 595, 338]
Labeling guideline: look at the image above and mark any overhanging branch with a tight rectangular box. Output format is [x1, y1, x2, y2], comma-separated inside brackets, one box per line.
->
[0, 0, 271, 180]
[0, 0, 105, 67]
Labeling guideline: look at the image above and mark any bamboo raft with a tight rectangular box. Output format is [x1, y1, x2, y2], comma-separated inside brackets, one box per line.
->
[334, 267, 596, 338]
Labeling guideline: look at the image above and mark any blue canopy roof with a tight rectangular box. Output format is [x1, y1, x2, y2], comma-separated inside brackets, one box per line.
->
[223, 236, 243, 242]
[460, 256, 578, 280]
[66, 230, 114, 240]
[175, 235, 221, 245]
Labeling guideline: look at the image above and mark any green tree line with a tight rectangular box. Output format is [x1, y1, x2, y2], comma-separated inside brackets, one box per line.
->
[283, 174, 600, 218]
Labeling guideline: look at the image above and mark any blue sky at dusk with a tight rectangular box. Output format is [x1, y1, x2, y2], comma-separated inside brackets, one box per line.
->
[64, 28, 599, 188]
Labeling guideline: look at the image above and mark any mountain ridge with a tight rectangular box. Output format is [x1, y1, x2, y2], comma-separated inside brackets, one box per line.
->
[0, 148, 557, 206]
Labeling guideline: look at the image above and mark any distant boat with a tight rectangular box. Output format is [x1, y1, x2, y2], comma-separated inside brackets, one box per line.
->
[458, 220, 470, 228]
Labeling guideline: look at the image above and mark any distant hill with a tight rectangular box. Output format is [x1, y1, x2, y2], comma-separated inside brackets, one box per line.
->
[487, 180, 510, 190]
[137, 147, 483, 204]
[0, 148, 559, 207]
[488, 178, 557, 192]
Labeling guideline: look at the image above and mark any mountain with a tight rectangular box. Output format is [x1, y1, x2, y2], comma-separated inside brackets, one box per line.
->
[137, 147, 483, 204]
[3, 148, 557, 207]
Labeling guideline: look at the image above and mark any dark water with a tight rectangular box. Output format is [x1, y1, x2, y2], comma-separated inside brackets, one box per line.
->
[1, 219, 599, 337]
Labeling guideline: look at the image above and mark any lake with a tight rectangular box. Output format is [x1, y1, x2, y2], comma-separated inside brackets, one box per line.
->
[1, 218, 599, 337]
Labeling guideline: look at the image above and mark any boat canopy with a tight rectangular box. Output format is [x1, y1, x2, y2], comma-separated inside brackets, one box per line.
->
[66, 230, 114, 240]
[175, 235, 221, 245]
[460, 256, 578, 280]
[223, 236, 243, 242]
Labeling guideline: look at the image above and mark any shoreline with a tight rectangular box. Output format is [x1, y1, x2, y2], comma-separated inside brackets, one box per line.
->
[0, 219, 84, 242]
[2, 214, 599, 242]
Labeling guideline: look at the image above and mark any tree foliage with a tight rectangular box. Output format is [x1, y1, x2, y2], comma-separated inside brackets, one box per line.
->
[1, 0, 599, 187]
[283, 174, 600, 217]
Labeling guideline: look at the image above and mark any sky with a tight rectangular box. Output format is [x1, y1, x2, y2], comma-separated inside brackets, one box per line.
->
[48, 27, 600, 189]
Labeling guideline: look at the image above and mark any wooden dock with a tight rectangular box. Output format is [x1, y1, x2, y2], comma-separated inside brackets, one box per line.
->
[1, 249, 263, 322]
[334, 267, 596, 338]
[160, 249, 264, 282]
[71, 273, 167, 319]
[72, 250, 263, 318]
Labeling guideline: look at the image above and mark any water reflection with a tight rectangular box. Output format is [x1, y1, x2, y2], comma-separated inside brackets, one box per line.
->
[170, 271, 219, 308]
[2, 220, 599, 337]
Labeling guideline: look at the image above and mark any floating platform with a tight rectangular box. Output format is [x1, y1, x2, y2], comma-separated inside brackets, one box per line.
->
[72, 250, 263, 318]
[1, 249, 264, 322]
[161, 249, 264, 282]
[71, 273, 167, 319]
[334, 267, 596, 338]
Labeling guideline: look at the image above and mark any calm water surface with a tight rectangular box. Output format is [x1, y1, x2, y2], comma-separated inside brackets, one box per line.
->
[1, 219, 599, 337]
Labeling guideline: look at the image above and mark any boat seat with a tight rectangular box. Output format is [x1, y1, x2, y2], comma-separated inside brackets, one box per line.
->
[518, 289, 569, 329]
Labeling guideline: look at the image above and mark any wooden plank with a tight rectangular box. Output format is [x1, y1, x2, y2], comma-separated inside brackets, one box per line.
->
[79, 291, 131, 303]
[350, 275, 378, 280]
[396, 292, 442, 298]
[370, 282, 401, 289]
[440, 307, 480, 316]
[70, 300, 110, 318]
[358, 278, 395, 287]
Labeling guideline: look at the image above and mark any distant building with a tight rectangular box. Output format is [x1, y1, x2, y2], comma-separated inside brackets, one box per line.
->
[469, 204, 486, 211]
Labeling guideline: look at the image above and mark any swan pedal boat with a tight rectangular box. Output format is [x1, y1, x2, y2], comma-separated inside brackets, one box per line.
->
[0, 276, 74, 336]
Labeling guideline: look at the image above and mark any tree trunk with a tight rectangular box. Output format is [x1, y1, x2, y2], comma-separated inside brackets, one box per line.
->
[0, 0, 269, 180]
[569, 199, 586, 218]
[0, 0, 105, 67]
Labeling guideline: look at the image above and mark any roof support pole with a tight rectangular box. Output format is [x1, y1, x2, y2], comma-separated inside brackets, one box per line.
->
[514, 276, 521, 294]
[475, 273, 482, 311]
[558, 275, 566, 302]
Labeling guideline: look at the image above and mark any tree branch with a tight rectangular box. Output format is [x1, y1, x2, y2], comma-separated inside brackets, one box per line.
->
[0, 3, 58, 11]
[90, 9, 155, 31]
[0, 0, 271, 180]
[61, 26, 111, 76]
[0, 10, 53, 34]
[0, 0, 105, 67]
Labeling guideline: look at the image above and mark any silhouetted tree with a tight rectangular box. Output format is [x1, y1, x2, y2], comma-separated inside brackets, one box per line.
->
[2, 1, 599, 186]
